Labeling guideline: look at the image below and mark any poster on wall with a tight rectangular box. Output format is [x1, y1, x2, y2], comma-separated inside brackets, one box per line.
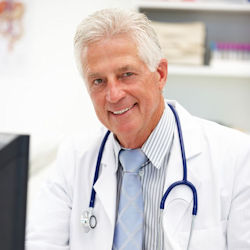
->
[0, 0, 27, 76]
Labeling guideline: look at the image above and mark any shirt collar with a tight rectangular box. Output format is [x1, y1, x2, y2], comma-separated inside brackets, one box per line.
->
[142, 101, 175, 169]
[112, 134, 122, 172]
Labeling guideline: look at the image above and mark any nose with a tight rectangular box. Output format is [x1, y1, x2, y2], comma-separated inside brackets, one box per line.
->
[106, 79, 125, 103]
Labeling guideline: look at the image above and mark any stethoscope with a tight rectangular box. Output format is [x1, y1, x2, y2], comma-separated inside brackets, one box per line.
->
[81, 103, 198, 246]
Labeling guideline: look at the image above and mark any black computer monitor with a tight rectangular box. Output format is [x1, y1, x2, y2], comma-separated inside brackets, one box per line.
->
[0, 133, 29, 250]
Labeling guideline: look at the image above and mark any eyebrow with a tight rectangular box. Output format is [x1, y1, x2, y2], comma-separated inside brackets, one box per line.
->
[87, 65, 136, 79]
[87, 72, 102, 79]
[117, 65, 135, 73]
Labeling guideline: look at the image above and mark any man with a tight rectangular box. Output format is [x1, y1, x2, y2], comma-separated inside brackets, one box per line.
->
[26, 8, 250, 250]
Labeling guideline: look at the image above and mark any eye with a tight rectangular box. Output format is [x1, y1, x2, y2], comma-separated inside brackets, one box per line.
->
[123, 72, 134, 77]
[93, 78, 103, 85]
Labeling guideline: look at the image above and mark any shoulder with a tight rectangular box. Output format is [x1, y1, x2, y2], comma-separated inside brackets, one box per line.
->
[191, 113, 250, 180]
[195, 116, 250, 153]
[173, 100, 250, 172]
[53, 127, 109, 183]
[174, 100, 250, 153]
[57, 126, 109, 164]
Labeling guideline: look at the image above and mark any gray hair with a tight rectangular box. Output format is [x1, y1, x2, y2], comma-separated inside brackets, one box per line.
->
[74, 8, 163, 78]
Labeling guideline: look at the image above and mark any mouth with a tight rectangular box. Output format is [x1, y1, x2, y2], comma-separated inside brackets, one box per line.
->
[111, 104, 136, 115]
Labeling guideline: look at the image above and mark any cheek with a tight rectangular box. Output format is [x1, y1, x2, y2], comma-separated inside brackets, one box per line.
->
[92, 94, 107, 114]
[142, 89, 163, 113]
[90, 92, 103, 106]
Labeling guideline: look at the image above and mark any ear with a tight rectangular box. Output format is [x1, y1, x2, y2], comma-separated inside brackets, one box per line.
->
[156, 59, 168, 91]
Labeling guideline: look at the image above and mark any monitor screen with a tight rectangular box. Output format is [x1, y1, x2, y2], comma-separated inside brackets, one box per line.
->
[0, 133, 29, 250]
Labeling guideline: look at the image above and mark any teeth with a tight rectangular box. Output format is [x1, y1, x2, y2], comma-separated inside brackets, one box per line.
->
[113, 105, 134, 115]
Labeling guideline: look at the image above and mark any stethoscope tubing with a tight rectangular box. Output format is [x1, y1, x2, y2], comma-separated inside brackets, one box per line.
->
[89, 130, 111, 208]
[168, 104, 187, 181]
[162, 104, 198, 215]
[88, 104, 198, 216]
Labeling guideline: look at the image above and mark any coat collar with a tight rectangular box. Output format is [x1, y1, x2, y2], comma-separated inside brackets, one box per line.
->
[93, 133, 117, 229]
[168, 100, 202, 160]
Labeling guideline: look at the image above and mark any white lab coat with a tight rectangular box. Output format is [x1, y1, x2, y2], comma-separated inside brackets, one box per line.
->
[26, 101, 250, 250]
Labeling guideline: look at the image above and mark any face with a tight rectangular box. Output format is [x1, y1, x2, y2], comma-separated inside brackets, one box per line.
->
[83, 34, 167, 148]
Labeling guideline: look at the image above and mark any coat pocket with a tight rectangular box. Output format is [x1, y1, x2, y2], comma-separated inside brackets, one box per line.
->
[174, 221, 227, 250]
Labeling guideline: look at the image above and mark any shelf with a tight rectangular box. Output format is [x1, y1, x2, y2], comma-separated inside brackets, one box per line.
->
[135, 1, 250, 79]
[168, 65, 250, 78]
[135, 1, 250, 12]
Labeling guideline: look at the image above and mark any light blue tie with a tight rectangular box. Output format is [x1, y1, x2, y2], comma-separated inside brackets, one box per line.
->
[113, 149, 147, 250]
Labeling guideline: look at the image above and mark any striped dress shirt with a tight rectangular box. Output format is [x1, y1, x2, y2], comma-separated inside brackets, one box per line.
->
[112, 102, 175, 250]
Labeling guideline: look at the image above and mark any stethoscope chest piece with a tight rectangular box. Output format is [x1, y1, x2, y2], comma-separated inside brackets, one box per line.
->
[81, 209, 97, 233]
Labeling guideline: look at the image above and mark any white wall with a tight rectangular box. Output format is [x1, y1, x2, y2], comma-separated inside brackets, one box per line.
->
[0, 0, 134, 174]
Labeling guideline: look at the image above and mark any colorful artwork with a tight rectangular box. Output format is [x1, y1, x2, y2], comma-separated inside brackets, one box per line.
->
[0, 1, 25, 51]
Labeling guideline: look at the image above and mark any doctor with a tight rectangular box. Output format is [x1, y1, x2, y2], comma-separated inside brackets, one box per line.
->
[26, 8, 250, 250]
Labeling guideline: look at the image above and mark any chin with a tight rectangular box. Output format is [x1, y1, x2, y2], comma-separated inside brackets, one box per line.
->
[114, 124, 140, 137]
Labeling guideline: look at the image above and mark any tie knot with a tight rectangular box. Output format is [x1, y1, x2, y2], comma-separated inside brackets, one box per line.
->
[119, 149, 147, 173]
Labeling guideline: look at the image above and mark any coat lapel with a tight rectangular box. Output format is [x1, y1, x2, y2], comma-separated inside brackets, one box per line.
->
[92, 134, 117, 246]
[162, 101, 202, 249]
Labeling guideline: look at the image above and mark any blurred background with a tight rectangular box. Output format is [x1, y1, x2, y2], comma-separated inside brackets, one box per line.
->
[0, 0, 249, 210]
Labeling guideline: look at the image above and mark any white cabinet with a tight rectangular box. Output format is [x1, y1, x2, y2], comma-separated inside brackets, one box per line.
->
[135, 1, 250, 132]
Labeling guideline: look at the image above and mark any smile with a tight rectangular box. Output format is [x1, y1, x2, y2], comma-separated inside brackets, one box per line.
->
[112, 104, 135, 115]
